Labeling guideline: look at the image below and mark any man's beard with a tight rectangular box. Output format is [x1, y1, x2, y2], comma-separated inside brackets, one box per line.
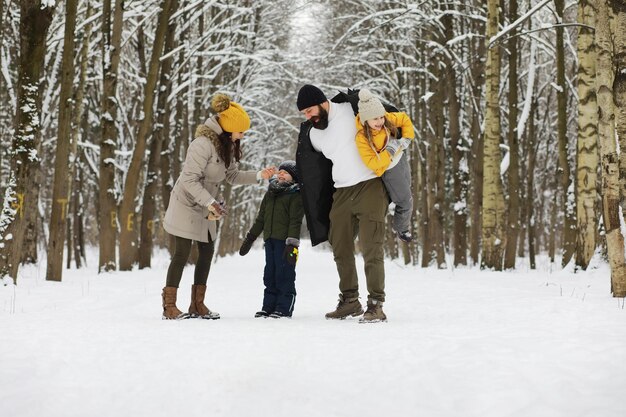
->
[310, 105, 329, 130]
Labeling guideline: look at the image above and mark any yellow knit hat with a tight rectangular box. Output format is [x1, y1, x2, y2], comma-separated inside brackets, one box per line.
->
[210, 93, 251, 133]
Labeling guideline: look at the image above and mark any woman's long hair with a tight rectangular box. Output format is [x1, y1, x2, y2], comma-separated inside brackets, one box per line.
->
[217, 132, 242, 168]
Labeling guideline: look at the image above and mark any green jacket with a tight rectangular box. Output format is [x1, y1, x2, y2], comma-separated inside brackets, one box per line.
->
[249, 189, 304, 241]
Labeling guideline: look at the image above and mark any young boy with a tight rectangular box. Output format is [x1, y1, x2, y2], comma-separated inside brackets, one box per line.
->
[239, 161, 304, 318]
[355, 88, 414, 242]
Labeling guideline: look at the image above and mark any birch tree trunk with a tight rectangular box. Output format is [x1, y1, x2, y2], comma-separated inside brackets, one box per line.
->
[0, 0, 55, 283]
[0, 0, 4, 130]
[555, 0, 577, 267]
[596, 0, 626, 296]
[576, 0, 599, 270]
[99, 0, 124, 272]
[118, 0, 175, 270]
[47, 0, 78, 281]
[614, 1, 626, 222]
[504, 0, 520, 270]
[481, 0, 506, 270]
[607, 0, 626, 296]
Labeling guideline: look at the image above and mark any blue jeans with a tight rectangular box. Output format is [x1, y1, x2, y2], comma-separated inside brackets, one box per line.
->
[262, 238, 297, 315]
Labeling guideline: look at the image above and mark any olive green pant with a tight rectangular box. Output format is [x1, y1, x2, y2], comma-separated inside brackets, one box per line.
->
[328, 178, 388, 302]
[165, 235, 214, 288]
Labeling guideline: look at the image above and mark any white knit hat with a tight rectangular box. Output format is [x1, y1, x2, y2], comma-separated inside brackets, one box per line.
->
[358, 89, 385, 124]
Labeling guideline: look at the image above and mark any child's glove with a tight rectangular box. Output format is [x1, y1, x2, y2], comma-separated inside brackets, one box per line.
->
[239, 232, 257, 256]
[398, 137, 412, 150]
[283, 238, 300, 265]
[385, 140, 403, 156]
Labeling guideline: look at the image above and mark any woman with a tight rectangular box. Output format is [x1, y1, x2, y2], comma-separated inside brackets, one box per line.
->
[161, 93, 275, 320]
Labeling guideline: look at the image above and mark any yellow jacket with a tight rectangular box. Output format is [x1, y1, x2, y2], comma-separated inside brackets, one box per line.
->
[355, 111, 415, 176]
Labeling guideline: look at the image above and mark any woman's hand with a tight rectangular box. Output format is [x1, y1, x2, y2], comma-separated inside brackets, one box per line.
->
[259, 166, 277, 180]
[207, 201, 228, 220]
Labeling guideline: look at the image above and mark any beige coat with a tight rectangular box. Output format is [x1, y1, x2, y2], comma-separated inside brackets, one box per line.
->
[163, 117, 258, 242]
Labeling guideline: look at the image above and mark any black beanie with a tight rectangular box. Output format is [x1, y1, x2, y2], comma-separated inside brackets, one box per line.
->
[297, 84, 327, 111]
[279, 160, 299, 183]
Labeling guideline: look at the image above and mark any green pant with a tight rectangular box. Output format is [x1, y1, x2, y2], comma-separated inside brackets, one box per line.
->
[165, 235, 214, 288]
[328, 178, 388, 302]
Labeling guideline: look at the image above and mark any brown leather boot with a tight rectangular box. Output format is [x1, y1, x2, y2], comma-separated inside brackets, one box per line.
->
[325, 294, 364, 319]
[359, 299, 387, 323]
[188, 284, 220, 320]
[162, 286, 188, 320]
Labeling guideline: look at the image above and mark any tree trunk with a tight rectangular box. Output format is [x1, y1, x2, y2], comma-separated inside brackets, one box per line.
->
[481, 0, 506, 270]
[555, 0, 576, 267]
[576, 0, 599, 270]
[614, 1, 626, 226]
[67, 1, 93, 270]
[0, 0, 4, 98]
[99, 0, 125, 272]
[430, 64, 446, 268]
[419, 38, 431, 268]
[469, 17, 486, 266]
[601, 0, 626, 296]
[47, 0, 78, 281]
[138, 0, 179, 269]
[118, 0, 175, 270]
[504, 0, 520, 270]
[73, 165, 85, 269]
[549, 170, 558, 263]
[444, 10, 467, 267]
[20, 172, 39, 264]
[0, 0, 55, 283]
[527, 101, 538, 270]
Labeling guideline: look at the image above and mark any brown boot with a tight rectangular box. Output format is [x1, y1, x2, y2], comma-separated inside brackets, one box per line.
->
[359, 299, 387, 323]
[188, 284, 220, 320]
[325, 294, 364, 319]
[162, 287, 188, 320]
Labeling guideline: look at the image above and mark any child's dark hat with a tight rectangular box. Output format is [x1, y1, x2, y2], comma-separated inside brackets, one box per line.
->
[279, 160, 299, 183]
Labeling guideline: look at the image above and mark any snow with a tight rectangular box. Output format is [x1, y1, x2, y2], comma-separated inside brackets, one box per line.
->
[1, 243, 625, 417]
[488, 0, 552, 47]
[517, 39, 537, 141]
[500, 150, 510, 176]
[422, 92, 434, 103]
[551, 82, 564, 93]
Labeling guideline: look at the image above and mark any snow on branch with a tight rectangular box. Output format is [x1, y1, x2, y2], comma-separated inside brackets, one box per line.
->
[489, 0, 552, 48]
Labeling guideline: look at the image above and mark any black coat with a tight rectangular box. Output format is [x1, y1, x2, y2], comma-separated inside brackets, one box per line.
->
[295, 121, 334, 246]
[294, 91, 398, 246]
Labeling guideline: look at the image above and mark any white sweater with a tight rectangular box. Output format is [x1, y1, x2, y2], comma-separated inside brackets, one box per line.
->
[310, 101, 376, 188]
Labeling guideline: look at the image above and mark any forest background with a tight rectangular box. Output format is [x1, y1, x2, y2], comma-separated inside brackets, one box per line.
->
[1, 0, 624, 297]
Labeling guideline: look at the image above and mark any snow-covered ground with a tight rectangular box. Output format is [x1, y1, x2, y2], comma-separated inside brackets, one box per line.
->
[1, 242, 624, 417]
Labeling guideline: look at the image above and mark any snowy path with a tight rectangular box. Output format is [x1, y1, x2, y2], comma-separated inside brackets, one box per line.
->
[1, 242, 625, 417]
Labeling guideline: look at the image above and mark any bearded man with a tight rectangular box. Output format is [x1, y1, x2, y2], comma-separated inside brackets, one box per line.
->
[294, 84, 389, 323]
